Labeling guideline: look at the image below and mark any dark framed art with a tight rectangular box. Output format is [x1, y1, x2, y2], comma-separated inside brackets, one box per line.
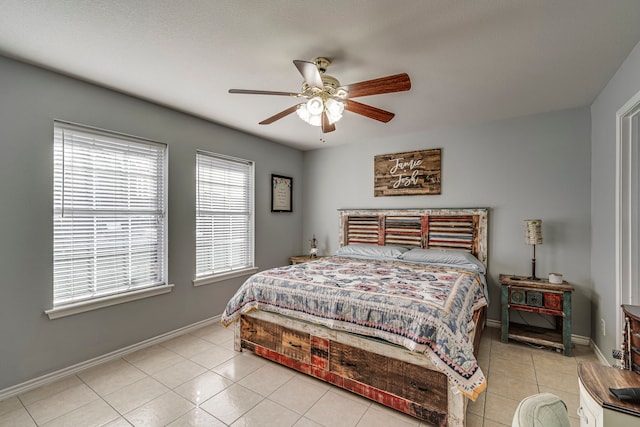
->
[271, 174, 292, 212]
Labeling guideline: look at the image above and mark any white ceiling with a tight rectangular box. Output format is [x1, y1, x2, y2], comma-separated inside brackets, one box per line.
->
[1, 1, 640, 151]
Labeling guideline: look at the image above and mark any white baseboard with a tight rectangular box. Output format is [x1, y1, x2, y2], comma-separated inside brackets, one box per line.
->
[485, 318, 591, 347]
[572, 334, 591, 346]
[591, 342, 612, 366]
[0, 314, 221, 401]
[0, 315, 599, 401]
[486, 319, 501, 329]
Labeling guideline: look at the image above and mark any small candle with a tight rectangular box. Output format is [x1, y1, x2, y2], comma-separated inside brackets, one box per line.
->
[549, 273, 563, 284]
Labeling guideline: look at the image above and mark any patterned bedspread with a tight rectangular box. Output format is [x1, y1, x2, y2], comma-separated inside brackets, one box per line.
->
[221, 256, 488, 400]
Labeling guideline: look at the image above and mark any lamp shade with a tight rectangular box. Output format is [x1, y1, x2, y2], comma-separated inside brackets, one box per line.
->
[524, 219, 543, 245]
[306, 97, 324, 115]
[325, 98, 345, 123]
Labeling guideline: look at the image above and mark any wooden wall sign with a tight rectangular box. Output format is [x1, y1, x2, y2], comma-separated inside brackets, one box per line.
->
[374, 148, 441, 196]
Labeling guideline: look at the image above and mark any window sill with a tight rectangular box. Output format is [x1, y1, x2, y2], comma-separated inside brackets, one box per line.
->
[193, 267, 258, 287]
[45, 284, 175, 320]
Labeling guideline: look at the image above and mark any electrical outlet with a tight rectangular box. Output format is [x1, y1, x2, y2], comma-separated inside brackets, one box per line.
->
[601, 318, 606, 336]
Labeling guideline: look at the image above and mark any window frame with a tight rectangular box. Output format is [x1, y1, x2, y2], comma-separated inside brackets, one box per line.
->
[193, 150, 257, 286]
[46, 121, 171, 319]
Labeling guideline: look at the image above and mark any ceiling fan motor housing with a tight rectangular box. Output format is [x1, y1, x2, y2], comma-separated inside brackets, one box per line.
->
[313, 57, 331, 73]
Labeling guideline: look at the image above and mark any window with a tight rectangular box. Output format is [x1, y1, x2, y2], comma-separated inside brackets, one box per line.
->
[49, 121, 169, 318]
[195, 151, 255, 285]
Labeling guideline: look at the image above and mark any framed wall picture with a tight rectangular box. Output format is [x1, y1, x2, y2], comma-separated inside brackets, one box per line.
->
[374, 148, 441, 196]
[271, 174, 292, 212]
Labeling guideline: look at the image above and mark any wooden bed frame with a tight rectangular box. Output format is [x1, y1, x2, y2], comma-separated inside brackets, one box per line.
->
[234, 208, 489, 427]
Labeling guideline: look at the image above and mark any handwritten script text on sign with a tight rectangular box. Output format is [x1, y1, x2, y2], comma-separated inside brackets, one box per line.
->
[389, 157, 423, 188]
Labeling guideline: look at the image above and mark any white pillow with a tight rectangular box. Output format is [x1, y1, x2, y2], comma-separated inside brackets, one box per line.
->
[334, 244, 408, 259]
[399, 248, 485, 273]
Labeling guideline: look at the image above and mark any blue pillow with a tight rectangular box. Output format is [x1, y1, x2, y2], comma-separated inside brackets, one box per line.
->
[334, 244, 408, 259]
[399, 248, 485, 273]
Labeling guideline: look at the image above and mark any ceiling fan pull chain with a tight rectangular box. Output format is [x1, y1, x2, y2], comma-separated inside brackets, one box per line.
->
[319, 128, 326, 143]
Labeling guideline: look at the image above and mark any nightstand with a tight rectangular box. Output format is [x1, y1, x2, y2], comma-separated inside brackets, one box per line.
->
[578, 361, 640, 426]
[500, 274, 574, 356]
[288, 255, 324, 265]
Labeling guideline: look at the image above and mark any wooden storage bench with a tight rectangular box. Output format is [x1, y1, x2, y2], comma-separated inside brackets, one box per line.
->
[236, 309, 485, 427]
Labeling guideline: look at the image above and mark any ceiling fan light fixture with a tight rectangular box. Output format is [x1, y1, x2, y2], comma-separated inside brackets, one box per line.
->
[296, 103, 311, 122]
[306, 96, 324, 115]
[308, 113, 322, 127]
[296, 103, 322, 126]
[297, 96, 344, 127]
[325, 98, 345, 124]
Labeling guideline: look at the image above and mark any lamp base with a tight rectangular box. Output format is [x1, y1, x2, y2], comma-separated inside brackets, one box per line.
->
[528, 257, 539, 281]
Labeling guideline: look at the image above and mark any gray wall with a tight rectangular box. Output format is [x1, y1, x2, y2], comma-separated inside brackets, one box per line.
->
[8, 33, 639, 388]
[0, 55, 303, 390]
[302, 108, 592, 335]
[590, 39, 640, 363]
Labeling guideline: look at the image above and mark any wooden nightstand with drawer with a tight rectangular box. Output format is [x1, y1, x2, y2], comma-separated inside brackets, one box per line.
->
[500, 274, 573, 356]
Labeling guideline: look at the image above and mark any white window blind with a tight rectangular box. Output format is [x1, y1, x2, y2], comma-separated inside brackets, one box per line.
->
[53, 121, 167, 307]
[196, 151, 254, 279]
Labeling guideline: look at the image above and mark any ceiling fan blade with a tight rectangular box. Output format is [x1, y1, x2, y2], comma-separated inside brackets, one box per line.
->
[259, 104, 301, 125]
[293, 60, 324, 89]
[229, 89, 301, 97]
[322, 113, 336, 133]
[343, 73, 411, 98]
[344, 99, 395, 123]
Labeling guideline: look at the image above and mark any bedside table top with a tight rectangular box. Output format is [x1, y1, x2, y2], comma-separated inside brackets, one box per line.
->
[499, 274, 574, 292]
[578, 361, 640, 416]
[289, 255, 325, 263]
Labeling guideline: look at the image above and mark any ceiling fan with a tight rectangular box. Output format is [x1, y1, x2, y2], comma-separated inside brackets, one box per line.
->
[228, 57, 411, 135]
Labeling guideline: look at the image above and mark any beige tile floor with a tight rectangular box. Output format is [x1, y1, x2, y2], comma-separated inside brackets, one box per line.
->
[0, 324, 600, 426]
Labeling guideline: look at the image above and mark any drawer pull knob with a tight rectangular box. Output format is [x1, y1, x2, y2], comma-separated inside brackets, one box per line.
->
[288, 341, 302, 348]
[340, 358, 357, 367]
[411, 381, 429, 392]
[577, 407, 587, 423]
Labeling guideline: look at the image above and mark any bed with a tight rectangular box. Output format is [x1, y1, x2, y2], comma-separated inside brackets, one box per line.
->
[222, 208, 489, 426]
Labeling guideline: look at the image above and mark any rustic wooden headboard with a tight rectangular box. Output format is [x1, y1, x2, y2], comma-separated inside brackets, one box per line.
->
[338, 208, 489, 267]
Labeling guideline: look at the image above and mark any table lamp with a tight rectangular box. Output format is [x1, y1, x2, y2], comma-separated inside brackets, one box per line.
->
[309, 235, 318, 258]
[524, 219, 543, 280]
